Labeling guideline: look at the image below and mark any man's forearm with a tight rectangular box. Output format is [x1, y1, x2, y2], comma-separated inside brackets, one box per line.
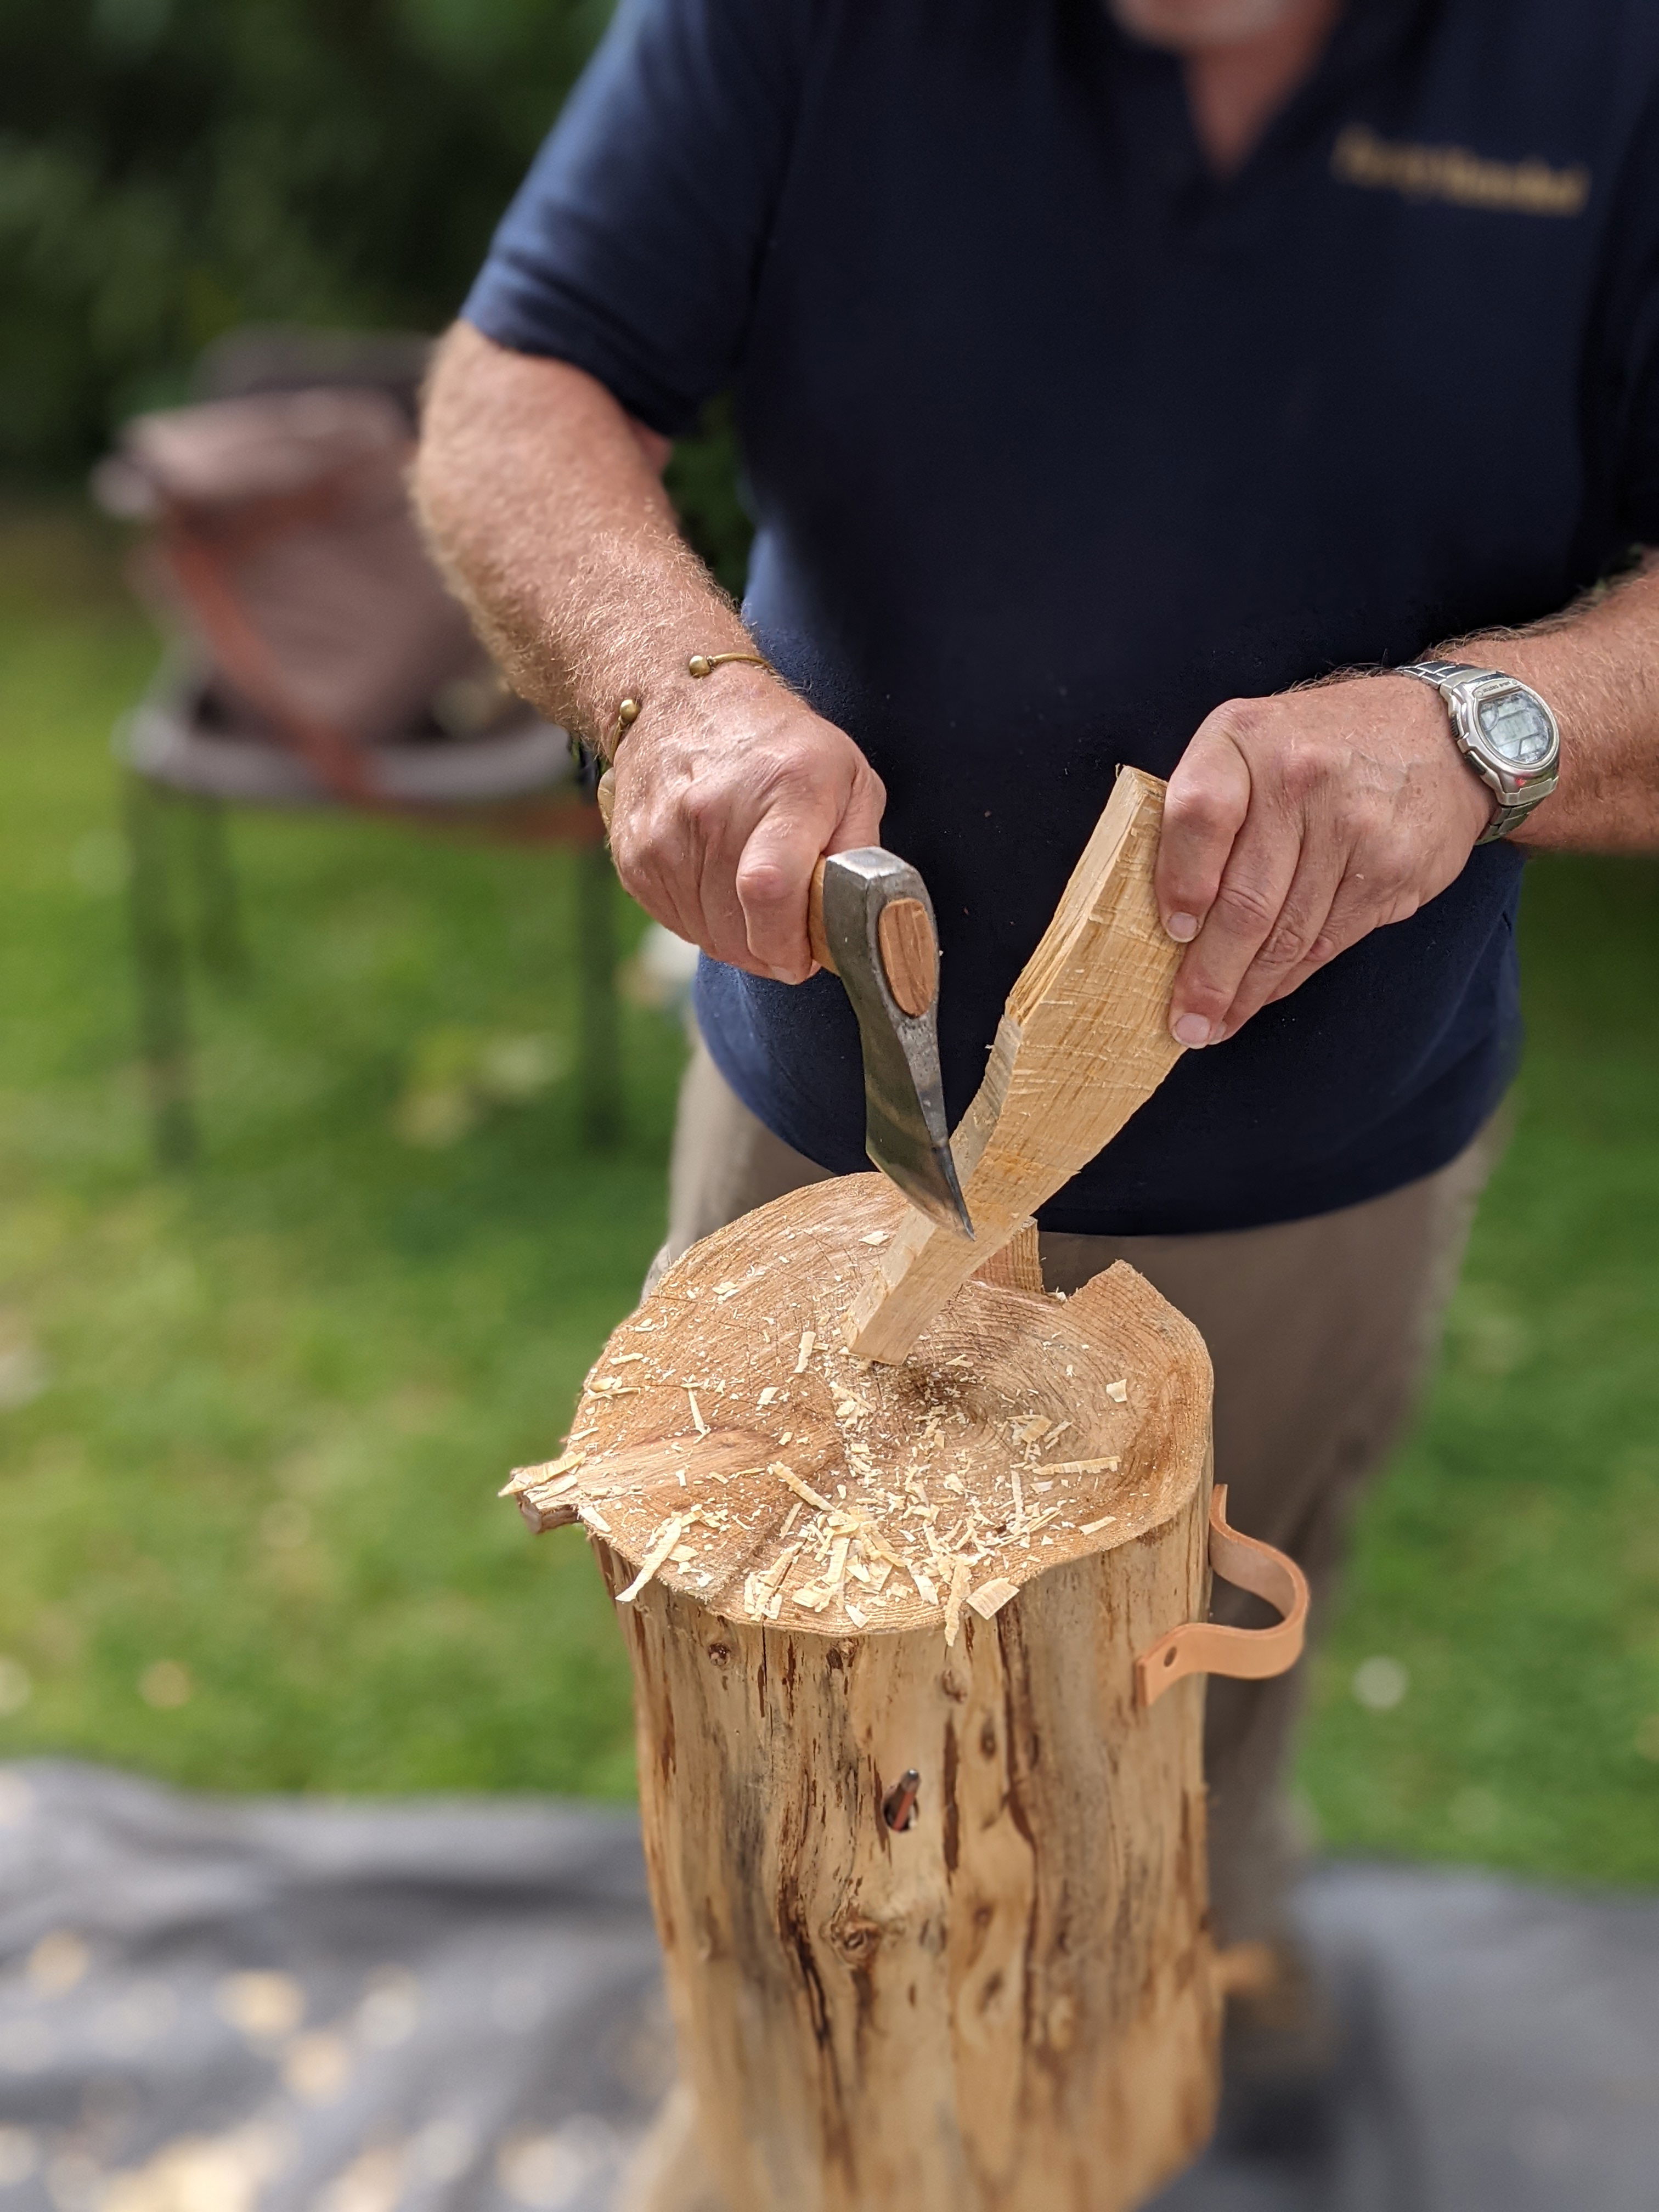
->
[1455, 557, 1659, 853]
[415, 323, 885, 980]
[414, 322, 754, 755]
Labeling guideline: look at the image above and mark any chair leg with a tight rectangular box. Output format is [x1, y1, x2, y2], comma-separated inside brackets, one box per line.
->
[577, 839, 622, 1147]
[123, 774, 198, 1167]
[184, 794, 250, 989]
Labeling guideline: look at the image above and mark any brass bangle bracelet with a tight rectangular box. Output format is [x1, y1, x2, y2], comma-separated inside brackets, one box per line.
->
[608, 650, 774, 759]
[687, 650, 772, 680]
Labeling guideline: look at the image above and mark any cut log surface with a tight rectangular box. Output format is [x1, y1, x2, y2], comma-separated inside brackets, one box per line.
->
[523, 1176, 1222, 2212]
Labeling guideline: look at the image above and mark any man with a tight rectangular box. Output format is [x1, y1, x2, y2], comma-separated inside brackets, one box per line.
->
[417, 0, 1659, 2140]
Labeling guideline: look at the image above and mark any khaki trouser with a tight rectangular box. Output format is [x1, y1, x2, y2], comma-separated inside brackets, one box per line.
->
[654, 1037, 1504, 1947]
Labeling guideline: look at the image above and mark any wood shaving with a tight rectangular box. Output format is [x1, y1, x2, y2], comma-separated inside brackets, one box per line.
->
[686, 1387, 709, 1436]
[1080, 1515, 1118, 1536]
[580, 1505, 612, 1534]
[757, 1386, 778, 1407]
[944, 1559, 970, 1647]
[1106, 1379, 1128, 1403]
[745, 1542, 803, 1620]
[616, 1514, 687, 1603]
[860, 1231, 890, 1246]
[1042, 1457, 1121, 1478]
[774, 1465, 833, 1513]
[501, 1450, 584, 1500]
[845, 1601, 868, 1627]
[966, 1576, 1020, 1621]
[794, 1329, 816, 1375]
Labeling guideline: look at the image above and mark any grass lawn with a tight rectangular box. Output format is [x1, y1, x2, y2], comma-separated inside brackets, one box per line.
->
[1, 506, 1656, 1888]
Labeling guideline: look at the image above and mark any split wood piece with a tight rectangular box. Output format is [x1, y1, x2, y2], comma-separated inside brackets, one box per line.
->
[847, 766, 1184, 1366]
[534, 1176, 1234, 2212]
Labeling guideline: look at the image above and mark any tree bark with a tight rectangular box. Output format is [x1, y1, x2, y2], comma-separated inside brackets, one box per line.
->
[511, 1175, 1222, 2212]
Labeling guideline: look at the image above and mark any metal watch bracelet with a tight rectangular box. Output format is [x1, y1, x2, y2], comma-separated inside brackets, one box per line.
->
[1395, 658, 1559, 844]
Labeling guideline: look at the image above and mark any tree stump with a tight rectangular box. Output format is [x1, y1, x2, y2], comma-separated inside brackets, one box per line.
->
[509, 1175, 1285, 2212]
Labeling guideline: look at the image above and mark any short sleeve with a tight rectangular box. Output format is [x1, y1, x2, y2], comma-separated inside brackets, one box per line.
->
[461, 0, 813, 436]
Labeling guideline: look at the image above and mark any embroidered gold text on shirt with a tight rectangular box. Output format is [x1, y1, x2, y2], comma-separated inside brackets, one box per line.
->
[1332, 123, 1589, 218]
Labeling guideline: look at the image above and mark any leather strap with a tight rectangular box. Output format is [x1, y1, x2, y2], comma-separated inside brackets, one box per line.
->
[1135, 1484, 1310, 1709]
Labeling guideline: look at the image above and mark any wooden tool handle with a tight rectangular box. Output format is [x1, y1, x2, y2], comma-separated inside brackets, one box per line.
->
[809, 859, 939, 1017]
[807, 858, 835, 974]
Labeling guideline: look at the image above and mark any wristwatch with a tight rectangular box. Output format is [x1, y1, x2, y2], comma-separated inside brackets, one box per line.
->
[1395, 659, 1560, 843]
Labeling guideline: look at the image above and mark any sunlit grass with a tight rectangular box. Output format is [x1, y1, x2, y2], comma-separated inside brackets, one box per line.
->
[0, 507, 673, 1795]
[1301, 851, 1659, 1884]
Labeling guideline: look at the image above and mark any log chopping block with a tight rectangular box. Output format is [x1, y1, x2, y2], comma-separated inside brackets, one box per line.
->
[507, 1181, 1308, 2212]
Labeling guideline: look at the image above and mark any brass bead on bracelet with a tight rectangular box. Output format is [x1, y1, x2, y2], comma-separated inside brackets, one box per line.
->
[610, 695, 641, 755]
[687, 650, 772, 680]
[609, 651, 774, 761]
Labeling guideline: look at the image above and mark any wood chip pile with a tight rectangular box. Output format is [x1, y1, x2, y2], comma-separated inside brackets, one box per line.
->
[503, 1184, 1172, 1641]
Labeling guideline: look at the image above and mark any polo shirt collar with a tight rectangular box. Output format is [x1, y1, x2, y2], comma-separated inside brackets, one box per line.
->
[1103, 0, 1440, 206]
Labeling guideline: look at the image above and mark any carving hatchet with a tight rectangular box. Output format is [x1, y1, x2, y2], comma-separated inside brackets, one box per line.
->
[596, 765, 971, 1235]
[806, 849, 973, 1238]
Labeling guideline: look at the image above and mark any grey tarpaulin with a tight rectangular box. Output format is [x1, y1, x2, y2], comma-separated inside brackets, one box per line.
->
[1, 1761, 1655, 2212]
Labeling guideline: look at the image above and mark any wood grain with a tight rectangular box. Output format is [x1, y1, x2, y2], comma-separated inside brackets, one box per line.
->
[847, 768, 1184, 1366]
[876, 895, 937, 1015]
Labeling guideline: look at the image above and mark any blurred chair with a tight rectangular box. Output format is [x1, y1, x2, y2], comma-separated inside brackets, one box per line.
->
[94, 327, 618, 1166]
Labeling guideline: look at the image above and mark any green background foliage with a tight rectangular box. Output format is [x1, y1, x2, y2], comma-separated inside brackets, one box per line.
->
[2, 0, 758, 586]
[0, 0, 611, 475]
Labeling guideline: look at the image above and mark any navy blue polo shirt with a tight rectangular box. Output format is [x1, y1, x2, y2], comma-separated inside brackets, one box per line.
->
[465, 0, 1659, 1234]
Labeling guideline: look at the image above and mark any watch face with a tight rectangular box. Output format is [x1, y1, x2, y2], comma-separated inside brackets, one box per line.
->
[1477, 686, 1555, 769]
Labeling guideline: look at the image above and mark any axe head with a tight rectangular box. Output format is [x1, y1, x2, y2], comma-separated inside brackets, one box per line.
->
[816, 849, 973, 1239]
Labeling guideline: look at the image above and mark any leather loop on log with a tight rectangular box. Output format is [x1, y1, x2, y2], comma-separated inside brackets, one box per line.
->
[1135, 1483, 1309, 1708]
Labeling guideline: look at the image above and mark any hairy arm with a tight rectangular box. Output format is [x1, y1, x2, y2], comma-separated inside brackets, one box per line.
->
[1474, 560, 1659, 851]
[1154, 560, 1659, 1049]
[414, 323, 883, 979]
